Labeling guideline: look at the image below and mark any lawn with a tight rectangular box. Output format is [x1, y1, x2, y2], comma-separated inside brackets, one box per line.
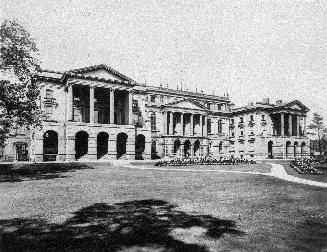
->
[0, 162, 326, 251]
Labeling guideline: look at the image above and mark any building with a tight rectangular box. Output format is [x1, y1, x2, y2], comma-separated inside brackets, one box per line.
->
[0, 64, 310, 162]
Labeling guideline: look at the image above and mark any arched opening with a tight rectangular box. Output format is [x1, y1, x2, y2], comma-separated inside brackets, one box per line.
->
[286, 141, 291, 158]
[97, 132, 109, 159]
[135, 134, 145, 160]
[301, 142, 306, 156]
[173, 139, 181, 156]
[268, 140, 273, 159]
[117, 133, 128, 159]
[43, 130, 58, 161]
[75, 131, 88, 160]
[294, 141, 298, 158]
[194, 140, 200, 157]
[184, 140, 191, 157]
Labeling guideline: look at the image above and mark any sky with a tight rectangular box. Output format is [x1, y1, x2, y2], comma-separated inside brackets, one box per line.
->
[1, 0, 327, 122]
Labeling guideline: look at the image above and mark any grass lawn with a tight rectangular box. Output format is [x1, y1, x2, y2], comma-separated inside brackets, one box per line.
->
[0, 162, 326, 251]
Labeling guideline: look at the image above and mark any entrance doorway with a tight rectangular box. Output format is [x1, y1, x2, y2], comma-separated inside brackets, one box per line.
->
[43, 130, 58, 161]
[75, 131, 88, 159]
[184, 140, 191, 157]
[117, 133, 128, 159]
[97, 132, 109, 159]
[268, 140, 273, 159]
[135, 134, 145, 160]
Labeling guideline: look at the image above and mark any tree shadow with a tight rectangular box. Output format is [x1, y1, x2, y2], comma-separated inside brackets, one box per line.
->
[0, 163, 93, 183]
[0, 199, 245, 251]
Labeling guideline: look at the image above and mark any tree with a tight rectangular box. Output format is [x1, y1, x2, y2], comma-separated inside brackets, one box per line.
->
[308, 113, 327, 156]
[0, 19, 43, 147]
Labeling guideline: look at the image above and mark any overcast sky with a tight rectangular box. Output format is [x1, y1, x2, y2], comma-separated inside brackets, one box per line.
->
[2, 0, 326, 121]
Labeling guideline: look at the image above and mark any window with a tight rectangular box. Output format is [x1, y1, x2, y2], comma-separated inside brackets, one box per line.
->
[45, 105, 53, 118]
[132, 99, 138, 108]
[250, 115, 253, 121]
[218, 120, 222, 134]
[262, 115, 265, 120]
[231, 119, 234, 124]
[231, 132, 235, 137]
[207, 103, 211, 108]
[240, 131, 244, 136]
[217, 104, 222, 110]
[151, 96, 156, 103]
[240, 117, 244, 123]
[207, 118, 211, 134]
[46, 89, 54, 99]
[151, 113, 156, 131]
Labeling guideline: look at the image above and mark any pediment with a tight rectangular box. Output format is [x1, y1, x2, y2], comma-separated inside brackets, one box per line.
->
[283, 100, 309, 111]
[67, 64, 134, 82]
[164, 100, 207, 111]
[80, 69, 123, 81]
[288, 104, 302, 110]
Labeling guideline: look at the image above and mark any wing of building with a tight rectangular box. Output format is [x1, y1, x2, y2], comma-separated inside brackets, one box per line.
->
[0, 65, 310, 162]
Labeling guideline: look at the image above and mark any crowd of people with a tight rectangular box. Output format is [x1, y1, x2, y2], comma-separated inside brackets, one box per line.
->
[155, 156, 256, 167]
[290, 158, 323, 175]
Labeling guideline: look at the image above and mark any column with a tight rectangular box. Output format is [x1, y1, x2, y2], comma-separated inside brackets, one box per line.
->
[128, 90, 133, 125]
[90, 86, 95, 124]
[109, 88, 114, 124]
[169, 112, 173, 135]
[190, 114, 194, 136]
[280, 113, 284, 136]
[165, 111, 169, 135]
[199, 115, 203, 136]
[288, 114, 292, 136]
[303, 116, 306, 136]
[203, 116, 207, 137]
[67, 85, 73, 121]
[296, 115, 300, 136]
[180, 113, 184, 136]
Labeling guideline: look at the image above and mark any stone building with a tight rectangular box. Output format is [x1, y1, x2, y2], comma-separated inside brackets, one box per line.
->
[0, 64, 310, 162]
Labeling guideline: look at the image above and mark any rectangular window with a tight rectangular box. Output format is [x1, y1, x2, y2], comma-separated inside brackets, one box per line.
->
[240, 117, 243, 123]
[207, 118, 211, 134]
[231, 119, 234, 124]
[46, 89, 54, 99]
[217, 104, 222, 110]
[250, 115, 254, 121]
[240, 131, 244, 135]
[231, 132, 235, 137]
[45, 105, 53, 118]
[151, 96, 156, 103]
[218, 120, 222, 134]
[262, 115, 265, 120]
[151, 113, 156, 131]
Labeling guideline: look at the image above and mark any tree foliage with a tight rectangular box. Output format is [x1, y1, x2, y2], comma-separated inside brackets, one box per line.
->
[308, 113, 327, 155]
[0, 19, 43, 146]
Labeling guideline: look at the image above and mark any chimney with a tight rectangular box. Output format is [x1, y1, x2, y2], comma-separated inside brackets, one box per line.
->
[248, 102, 254, 107]
[276, 100, 283, 104]
[262, 98, 270, 104]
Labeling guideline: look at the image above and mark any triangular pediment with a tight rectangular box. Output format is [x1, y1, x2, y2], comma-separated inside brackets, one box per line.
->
[164, 99, 208, 111]
[282, 100, 309, 111]
[67, 64, 134, 82]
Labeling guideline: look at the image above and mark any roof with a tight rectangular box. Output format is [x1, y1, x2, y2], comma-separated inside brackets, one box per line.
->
[160, 98, 209, 111]
[231, 100, 309, 114]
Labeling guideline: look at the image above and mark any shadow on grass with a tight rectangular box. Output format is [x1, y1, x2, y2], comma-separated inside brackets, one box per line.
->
[0, 199, 245, 251]
[0, 163, 93, 183]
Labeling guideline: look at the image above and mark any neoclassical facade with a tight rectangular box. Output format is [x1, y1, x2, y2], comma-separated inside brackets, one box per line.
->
[0, 65, 310, 162]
